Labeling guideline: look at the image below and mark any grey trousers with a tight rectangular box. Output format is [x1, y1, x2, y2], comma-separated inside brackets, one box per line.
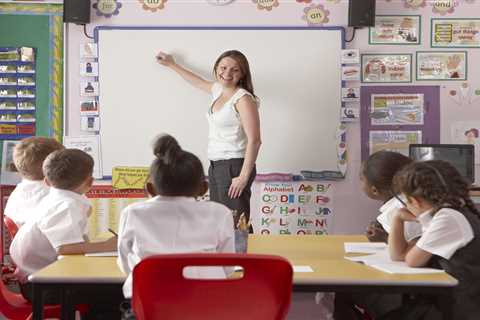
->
[208, 158, 256, 225]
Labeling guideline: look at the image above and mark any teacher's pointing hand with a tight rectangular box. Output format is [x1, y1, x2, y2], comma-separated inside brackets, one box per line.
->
[156, 51, 175, 67]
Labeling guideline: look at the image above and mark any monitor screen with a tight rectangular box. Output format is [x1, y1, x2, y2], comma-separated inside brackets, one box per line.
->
[409, 144, 475, 184]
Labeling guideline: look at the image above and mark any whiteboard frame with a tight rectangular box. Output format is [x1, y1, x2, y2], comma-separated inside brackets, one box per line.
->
[94, 26, 346, 179]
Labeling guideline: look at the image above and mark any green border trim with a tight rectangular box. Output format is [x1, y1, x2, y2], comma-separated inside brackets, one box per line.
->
[415, 50, 468, 81]
[431, 18, 480, 48]
[369, 15, 422, 45]
[0, 3, 63, 142]
[360, 53, 413, 84]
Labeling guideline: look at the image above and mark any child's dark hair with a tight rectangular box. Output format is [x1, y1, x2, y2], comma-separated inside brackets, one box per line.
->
[151, 134, 204, 197]
[362, 151, 413, 198]
[43, 149, 94, 190]
[393, 160, 480, 218]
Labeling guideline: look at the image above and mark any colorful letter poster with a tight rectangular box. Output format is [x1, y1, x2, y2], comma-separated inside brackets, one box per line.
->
[432, 19, 480, 48]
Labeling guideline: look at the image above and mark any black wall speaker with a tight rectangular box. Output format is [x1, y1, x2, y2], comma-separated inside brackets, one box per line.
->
[348, 0, 376, 27]
[64, 0, 91, 24]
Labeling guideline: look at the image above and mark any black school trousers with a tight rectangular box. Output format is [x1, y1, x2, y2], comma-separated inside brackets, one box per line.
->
[208, 158, 256, 226]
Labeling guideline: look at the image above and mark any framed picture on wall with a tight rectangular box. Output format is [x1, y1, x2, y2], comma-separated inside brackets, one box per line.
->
[361, 54, 412, 83]
[416, 51, 467, 81]
[369, 15, 421, 45]
[431, 18, 480, 48]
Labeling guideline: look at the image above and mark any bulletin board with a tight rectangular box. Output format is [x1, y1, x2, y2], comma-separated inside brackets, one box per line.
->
[96, 27, 344, 177]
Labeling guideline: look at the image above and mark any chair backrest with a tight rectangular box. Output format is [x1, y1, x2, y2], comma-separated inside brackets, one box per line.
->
[132, 253, 293, 320]
[3, 216, 18, 239]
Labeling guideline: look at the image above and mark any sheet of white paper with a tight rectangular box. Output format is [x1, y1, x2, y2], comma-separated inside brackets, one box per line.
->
[63, 135, 103, 178]
[345, 249, 444, 274]
[85, 251, 118, 257]
[293, 265, 314, 273]
[344, 242, 387, 253]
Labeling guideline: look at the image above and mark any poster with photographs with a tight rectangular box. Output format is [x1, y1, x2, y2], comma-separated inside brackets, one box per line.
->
[80, 43, 98, 59]
[416, 51, 467, 81]
[80, 81, 99, 97]
[370, 94, 424, 125]
[370, 15, 421, 45]
[341, 49, 360, 64]
[361, 54, 412, 83]
[1, 140, 21, 185]
[80, 100, 99, 116]
[342, 65, 361, 81]
[369, 130, 422, 156]
[432, 19, 480, 48]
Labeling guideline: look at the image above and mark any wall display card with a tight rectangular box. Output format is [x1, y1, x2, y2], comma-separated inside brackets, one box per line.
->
[80, 100, 99, 116]
[370, 15, 421, 45]
[450, 121, 480, 164]
[362, 54, 412, 83]
[416, 51, 467, 81]
[341, 87, 360, 102]
[80, 42, 98, 58]
[370, 94, 424, 125]
[112, 166, 149, 189]
[432, 18, 480, 48]
[369, 130, 422, 156]
[80, 81, 99, 97]
[81, 116, 100, 131]
[250, 181, 334, 235]
[342, 65, 361, 81]
[341, 106, 359, 122]
[80, 62, 99, 77]
[341, 49, 360, 64]
[86, 186, 146, 240]
[1, 140, 21, 185]
[64, 135, 103, 179]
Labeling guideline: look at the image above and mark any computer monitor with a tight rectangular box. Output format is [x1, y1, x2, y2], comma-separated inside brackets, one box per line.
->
[409, 144, 475, 184]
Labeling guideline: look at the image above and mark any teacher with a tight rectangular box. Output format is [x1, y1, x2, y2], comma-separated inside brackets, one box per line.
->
[156, 50, 261, 226]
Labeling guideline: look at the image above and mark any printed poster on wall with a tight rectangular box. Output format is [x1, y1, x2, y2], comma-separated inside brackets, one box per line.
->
[369, 130, 422, 156]
[370, 94, 424, 125]
[251, 181, 334, 235]
[416, 51, 467, 81]
[432, 19, 480, 48]
[361, 54, 412, 83]
[369, 15, 421, 45]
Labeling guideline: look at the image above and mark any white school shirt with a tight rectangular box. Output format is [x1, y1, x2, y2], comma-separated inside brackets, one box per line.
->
[206, 82, 257, 161]
[117, 195, 235, 298]
[377, 197, 423, 242]
[4, 179, 50, 227]
[416, 208, 474, 260]
[9, 187, 91, 278]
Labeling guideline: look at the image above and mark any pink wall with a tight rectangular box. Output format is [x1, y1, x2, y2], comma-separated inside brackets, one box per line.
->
[66, 0, 480, 234]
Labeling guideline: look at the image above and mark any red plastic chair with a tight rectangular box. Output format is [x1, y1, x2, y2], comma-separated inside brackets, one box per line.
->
[4, 216, 19, 239]
[132, 253, 293, 320]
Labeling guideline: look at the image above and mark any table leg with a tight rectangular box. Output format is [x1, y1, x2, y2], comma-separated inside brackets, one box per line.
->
[31, 283, 44, 320]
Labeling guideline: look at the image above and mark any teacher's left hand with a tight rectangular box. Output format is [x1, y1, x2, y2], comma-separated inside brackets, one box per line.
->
[229, 175, 248, 199]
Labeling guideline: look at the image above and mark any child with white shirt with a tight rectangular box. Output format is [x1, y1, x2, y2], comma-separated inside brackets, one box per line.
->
[10, 149, 117, 300]
[5, 136, 64, 227]
[335, 151, 421, 320]
[117, 134, 235, 312]
[386, 160, 480, 320]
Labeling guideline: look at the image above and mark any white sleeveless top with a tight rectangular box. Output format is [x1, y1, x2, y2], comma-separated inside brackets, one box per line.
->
[206, 82, 257, 161]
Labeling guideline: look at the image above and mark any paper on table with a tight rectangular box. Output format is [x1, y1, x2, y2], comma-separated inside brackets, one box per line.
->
[293, 265, 314, 273]
[345, 249, 444, 274]
[344, 242, 387, 253]
[85, 251, 118, 257]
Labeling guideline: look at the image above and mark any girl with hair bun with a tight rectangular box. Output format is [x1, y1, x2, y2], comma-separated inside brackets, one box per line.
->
[117, 134, 235, 302]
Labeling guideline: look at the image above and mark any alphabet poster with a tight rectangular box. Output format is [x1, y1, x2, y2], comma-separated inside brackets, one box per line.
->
[250, 181, 334, 235]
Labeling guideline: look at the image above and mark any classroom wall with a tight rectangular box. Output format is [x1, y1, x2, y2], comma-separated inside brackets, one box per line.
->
[65, 0, 480, 235]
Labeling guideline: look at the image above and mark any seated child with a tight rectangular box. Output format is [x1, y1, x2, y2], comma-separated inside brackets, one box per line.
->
[360, 151, 422, 243]
[117, 134, 235, 299]
[386, 160, 480, 320]
[10, 149, 117, 282]
[5, 136, 64, 227]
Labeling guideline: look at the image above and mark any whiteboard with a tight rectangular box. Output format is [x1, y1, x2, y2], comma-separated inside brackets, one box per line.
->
[97, 27, 343, 177]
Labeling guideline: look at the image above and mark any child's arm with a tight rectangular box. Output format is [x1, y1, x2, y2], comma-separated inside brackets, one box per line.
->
[156, 51, 213, 93]
[57, 236, 117, 255]
[389, 208, 432, 267]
